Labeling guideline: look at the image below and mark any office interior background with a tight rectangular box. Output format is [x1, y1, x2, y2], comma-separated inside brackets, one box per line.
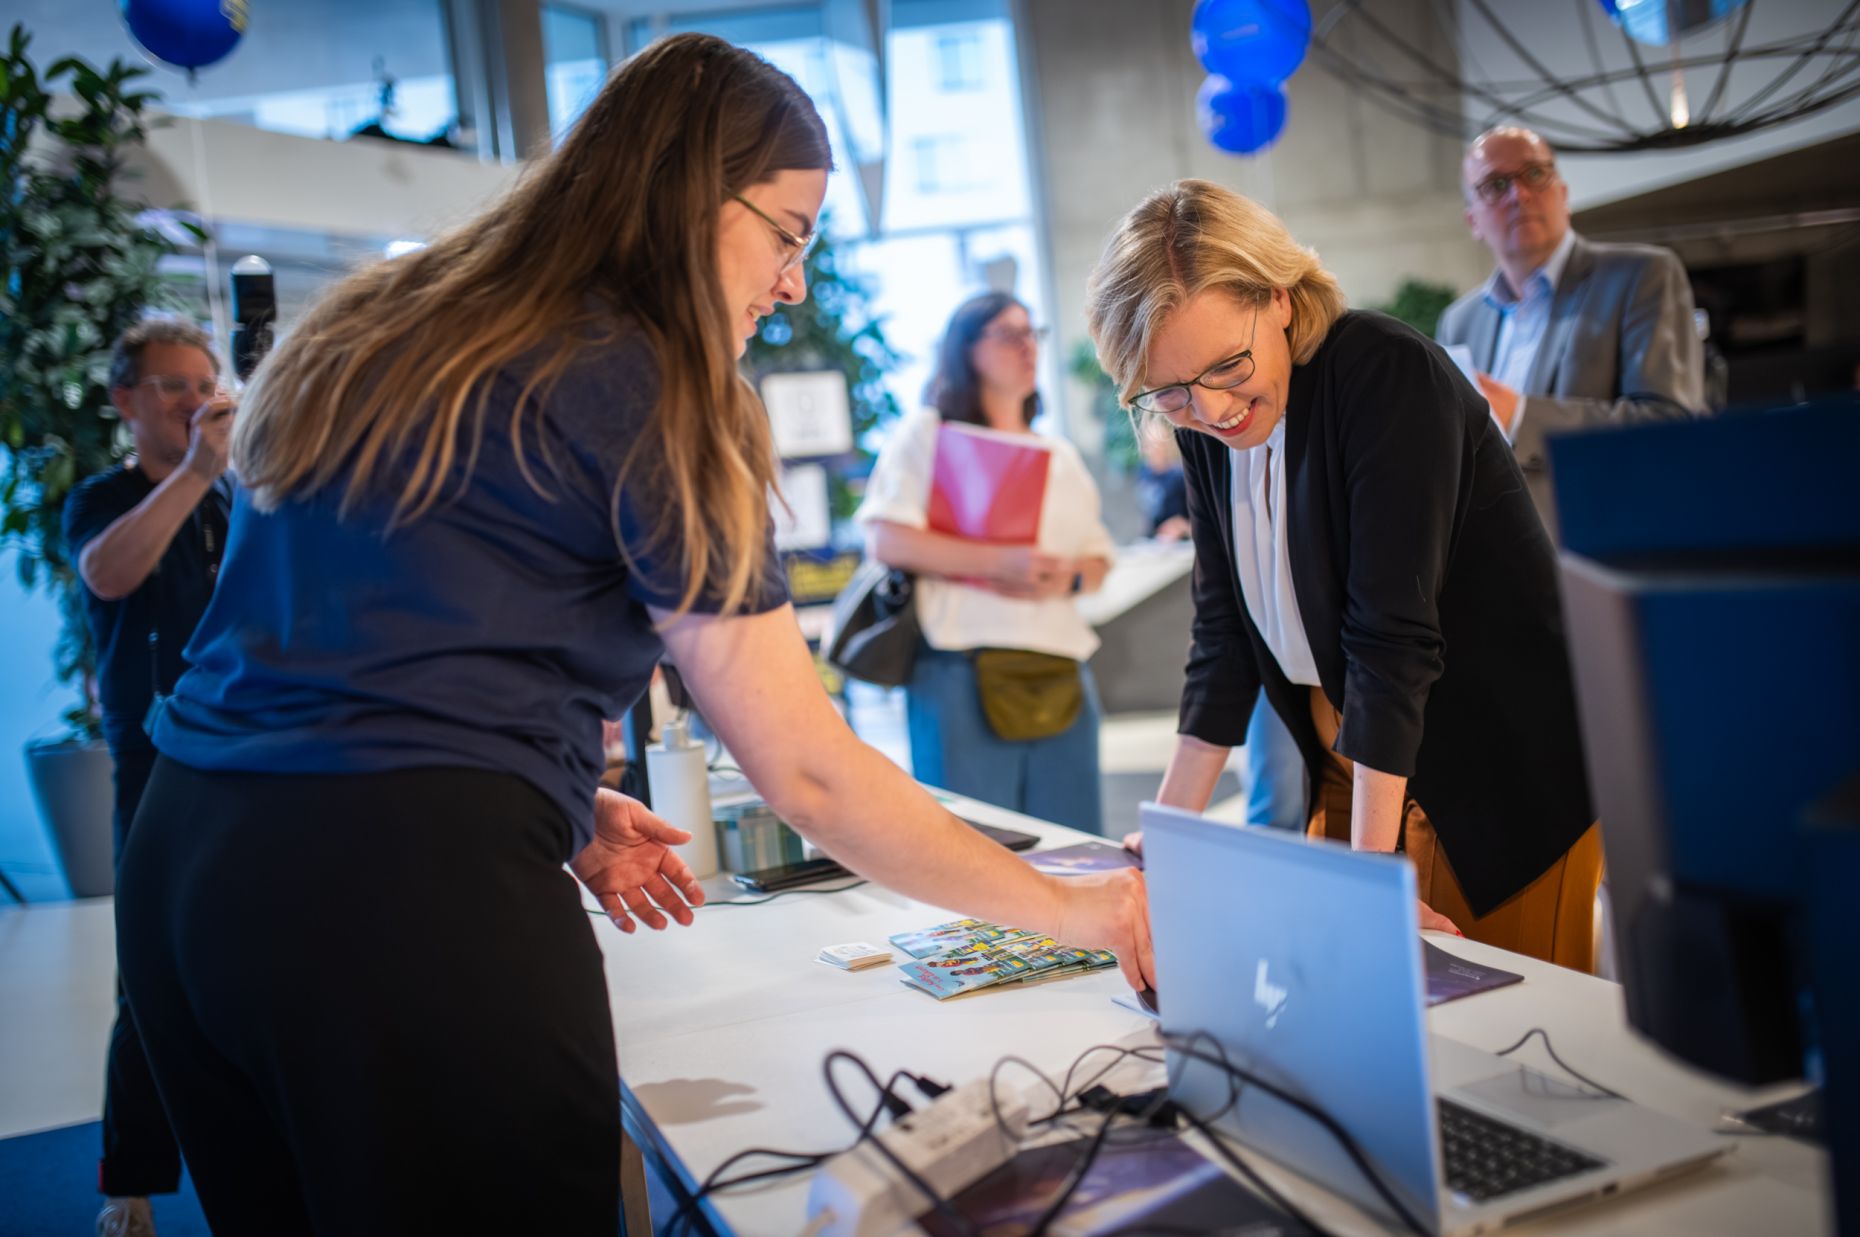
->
[0, 0, 1855, 892]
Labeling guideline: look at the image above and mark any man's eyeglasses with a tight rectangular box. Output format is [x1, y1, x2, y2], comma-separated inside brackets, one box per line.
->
[732, 194, 818, 273]
[981, 325, 1050, 349]
[1471, 161, 1557, 205]
[137, 375, 221, 401]
[1129, 312, 1261, 414]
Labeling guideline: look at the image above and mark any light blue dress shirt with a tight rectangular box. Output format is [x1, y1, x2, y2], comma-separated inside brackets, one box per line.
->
[1481, 228, 1577, 443]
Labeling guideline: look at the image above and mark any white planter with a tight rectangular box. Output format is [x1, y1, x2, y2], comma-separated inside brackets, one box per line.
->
[24, 739, 116, 898]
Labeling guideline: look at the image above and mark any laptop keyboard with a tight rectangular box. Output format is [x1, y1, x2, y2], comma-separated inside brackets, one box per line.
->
[1438, 1098, 1608, 1203]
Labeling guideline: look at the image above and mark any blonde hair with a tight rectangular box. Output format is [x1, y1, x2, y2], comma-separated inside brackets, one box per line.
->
[1085, 179, 1346, 407]
[231, 35, 829, 617]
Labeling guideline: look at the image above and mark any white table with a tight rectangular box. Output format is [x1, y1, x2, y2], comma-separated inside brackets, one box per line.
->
[1072, 540, 1195, 629]
[594, 796, 1830, 1235]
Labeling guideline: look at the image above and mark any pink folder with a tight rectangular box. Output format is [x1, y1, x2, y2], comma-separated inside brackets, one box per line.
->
[927, 423, 1051, 545]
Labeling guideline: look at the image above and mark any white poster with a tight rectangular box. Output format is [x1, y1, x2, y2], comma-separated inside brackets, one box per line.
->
[762, 370, 854, 459]
[772, 463, 833, 551]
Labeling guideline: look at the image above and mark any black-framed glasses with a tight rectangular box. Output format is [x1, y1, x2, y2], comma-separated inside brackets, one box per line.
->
[1471, 161, 1557, 204]
[137, 374, 221, 401]
[981, 324, 1050, 349]
[1130, 312, 1261, 414]
[732, 193, 818, 273]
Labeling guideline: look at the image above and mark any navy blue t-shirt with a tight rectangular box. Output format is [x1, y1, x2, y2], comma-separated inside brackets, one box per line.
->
[153, 327, 788, 849]
[63, 464, 232, 758]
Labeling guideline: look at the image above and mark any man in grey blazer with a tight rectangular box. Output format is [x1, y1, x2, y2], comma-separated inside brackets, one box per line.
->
[1436, 126, 1705, 534]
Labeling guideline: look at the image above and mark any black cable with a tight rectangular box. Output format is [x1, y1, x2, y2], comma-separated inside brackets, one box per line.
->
[703, 880, 869, 907]
[1161, 1034, 1431, 1236]
[985, 1040, 1269, 1236]
[1141, 1032, 1331, 1236]
[1173, 1103, 1331, 1237]
[1022, 1102, 1125, 1236]
[662, 1065, 916, 1236]
[823, 1049, 981, 1237]
[663, 1151, 819, 1236]
[1491, 1027, 1626, 1100]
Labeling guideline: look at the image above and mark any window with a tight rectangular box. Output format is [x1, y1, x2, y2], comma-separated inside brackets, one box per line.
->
[11, 0, 462, 146]
[912, 135, 978, 193]
[625, 0, 1050, 439]
[544, 4, 609, 140]
[934, 33, 983, 91]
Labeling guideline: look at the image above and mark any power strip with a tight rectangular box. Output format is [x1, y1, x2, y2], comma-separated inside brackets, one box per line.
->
[806, 1078, 1032, 1236]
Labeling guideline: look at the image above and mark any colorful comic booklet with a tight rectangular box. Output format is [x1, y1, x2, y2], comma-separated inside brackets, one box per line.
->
[888, 919, 1017, 959]
[891, 920, 1118, 1001]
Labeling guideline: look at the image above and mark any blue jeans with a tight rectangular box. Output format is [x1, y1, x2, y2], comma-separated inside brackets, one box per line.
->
[1245, 694, 1307, 831]
[905, 646, 1105, 835]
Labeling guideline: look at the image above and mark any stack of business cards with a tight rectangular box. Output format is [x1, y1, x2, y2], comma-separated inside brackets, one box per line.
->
[818, 941, 893, 971]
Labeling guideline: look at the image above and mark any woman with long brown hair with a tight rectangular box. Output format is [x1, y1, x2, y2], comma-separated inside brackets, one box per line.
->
[115, 36, 1150, 1233]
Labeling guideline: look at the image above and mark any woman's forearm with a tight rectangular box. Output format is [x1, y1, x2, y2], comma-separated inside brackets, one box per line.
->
[782, 736, 1069, 930]
[866, 520, 1000, 578]
[659, 604, 1069, 932]
[1350, 762, 1406, 852]
[1157, 733, 1231, 814]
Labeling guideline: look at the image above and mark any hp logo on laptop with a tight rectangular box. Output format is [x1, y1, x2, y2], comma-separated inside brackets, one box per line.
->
[1254, 959, 1289, 1029]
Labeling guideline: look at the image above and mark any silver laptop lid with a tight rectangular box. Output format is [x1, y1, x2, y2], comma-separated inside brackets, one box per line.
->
[1141, 801, 1442, 1228]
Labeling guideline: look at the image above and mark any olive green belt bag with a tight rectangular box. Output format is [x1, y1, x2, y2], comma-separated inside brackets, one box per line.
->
[971, 649, 1083, 742]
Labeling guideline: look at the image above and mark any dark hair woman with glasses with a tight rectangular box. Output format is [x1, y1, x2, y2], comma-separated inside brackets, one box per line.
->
[1087, 179, 1602, 971]
[859, 292, 1116, 833]
[114, 39, 1151, 1234]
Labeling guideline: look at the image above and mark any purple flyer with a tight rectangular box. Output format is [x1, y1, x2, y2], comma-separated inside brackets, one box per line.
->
[1022, 842, 1141, 876]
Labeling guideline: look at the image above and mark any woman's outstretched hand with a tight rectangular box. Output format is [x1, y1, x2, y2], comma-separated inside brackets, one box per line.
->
[1048, 867, 1153, 992]
[572, 789, 707, 933]
[1418, 899, 1463, 936]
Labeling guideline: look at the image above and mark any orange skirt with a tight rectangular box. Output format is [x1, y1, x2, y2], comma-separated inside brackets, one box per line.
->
[1304, 687, 1603, 973]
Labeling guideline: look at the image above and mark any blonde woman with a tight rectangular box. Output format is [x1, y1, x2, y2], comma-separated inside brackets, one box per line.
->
[1089, 179, 1601, 969]
[114, 37, 1150, 1234]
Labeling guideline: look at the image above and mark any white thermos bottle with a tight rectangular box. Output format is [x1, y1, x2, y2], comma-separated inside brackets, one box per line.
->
[644, 716, 717, 878]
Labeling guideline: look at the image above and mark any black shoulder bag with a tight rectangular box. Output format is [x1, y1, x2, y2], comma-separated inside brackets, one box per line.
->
[824, 561, 920, 688]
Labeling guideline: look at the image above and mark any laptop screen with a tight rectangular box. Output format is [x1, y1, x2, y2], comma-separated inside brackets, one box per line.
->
[1140, 801, 1441, 1227]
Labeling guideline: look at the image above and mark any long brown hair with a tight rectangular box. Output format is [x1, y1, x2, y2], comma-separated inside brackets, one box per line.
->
[232, 34, 831, 616]
[925, 292, 1039, 429]
[1086, 179, 1345, 408]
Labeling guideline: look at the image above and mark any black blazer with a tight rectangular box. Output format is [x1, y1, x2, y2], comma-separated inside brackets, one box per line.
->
[1176, 310, 1593, 916]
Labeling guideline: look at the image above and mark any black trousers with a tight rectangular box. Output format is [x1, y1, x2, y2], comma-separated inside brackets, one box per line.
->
[101, 742, 183, 1198]
[116, 760, 620, 1235]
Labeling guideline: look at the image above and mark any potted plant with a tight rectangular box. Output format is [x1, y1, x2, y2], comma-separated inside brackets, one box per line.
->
[740, 223, 903, 693]
[741, 221, 904, 525]
[2, 23, 197, 896]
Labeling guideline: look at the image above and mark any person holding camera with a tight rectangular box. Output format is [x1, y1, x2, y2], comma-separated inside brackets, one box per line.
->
[63, 318, 233, 1237]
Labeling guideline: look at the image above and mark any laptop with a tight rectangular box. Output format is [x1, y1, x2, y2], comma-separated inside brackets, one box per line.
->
[1139, 802, 1729, 1235]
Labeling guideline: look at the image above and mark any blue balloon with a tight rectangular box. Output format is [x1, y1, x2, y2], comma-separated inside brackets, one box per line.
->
[1191, 0, 1311, 86]
[121, 0, 247, 75]
[1197, 76, 1288, 155]
[1600, 0, 1749, 47]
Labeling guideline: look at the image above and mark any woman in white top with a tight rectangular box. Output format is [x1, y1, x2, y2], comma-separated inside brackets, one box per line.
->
[859, 293, 1116, 833]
